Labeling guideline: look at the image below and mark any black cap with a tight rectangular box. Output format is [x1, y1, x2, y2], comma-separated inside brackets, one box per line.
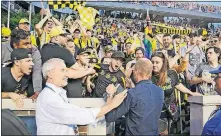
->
[135, 47, 145, 55]
[111, 51, 125, 61]
[77, 48, 91, 55]
[11, 48, 32, 62]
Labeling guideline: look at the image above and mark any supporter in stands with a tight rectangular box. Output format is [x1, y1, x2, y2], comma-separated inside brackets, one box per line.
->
[40, 26, 96, 97]
[66, 48, 91, 98]
[151, 52, 201, 135]
[124, 42, 135, 66]
[35, 9, 62, 48]
[101, 45, 114, 64]
[18, 18, 37, 46]
[202, 66, 221, 135]
[105, 59, 164, 135]
[181, 33, 205, 88]
[73, 28, 81, 50]
[2, 49, 34, 108]
[172, 34, 182, 50]
[157, 34, 188, 73]
[2, 29, 42, 100]
[36, 58, 128, 135]
[125, 47, 145, 86]
[94, 51, 126, 97]
[191, 47, 221, 95]
[65, 38, 76, 58]
[210, 35, 220, 49]
[1, 24, 11, 42]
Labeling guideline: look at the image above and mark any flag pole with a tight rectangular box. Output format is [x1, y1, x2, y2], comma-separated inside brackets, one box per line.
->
[40, 0, 45, 19]
[29, 2, 32, 30]
[7, 1, 11, 28]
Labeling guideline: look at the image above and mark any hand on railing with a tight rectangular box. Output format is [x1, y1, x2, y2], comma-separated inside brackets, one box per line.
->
[8, 93, 26, 108]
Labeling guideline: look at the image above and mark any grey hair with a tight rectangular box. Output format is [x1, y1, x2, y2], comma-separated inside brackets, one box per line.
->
[42, 58, 65, 79]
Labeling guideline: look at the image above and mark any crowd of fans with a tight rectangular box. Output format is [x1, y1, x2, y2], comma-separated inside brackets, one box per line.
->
[119, 1, 221, 14]
[1, 6, 221, 135]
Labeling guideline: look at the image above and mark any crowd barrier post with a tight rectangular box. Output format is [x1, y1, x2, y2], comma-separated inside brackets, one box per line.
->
[188, 95, 221, 135]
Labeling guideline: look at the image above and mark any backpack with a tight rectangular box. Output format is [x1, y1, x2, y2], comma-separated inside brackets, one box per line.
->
[2, 109, 31, 135]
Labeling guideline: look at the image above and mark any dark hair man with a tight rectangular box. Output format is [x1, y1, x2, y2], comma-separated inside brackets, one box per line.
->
[2, 49, 34, 108]
[2, 29, 42, 100]
[94, 51, 126, 97]
[191, 47, 221, 95]
[125, 47, 145, 87]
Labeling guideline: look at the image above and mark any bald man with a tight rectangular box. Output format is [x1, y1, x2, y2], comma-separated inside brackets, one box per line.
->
[105, 59, 164, 135]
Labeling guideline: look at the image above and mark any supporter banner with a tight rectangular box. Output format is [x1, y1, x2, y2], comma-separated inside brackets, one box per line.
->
[48, 0, 85, 10]
[152, 24, 192, 35]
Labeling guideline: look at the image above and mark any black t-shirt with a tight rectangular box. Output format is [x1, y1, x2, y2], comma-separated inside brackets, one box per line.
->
[94, 64, 126, 97]
[65, 78, 83, 98]
[40, 43, 76, 68]
[1, 67, 31, 96]
[152, 70, 180, 118]
[124, 53, 135, 68]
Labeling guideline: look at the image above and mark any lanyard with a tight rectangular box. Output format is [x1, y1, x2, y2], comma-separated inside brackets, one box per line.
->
[45, 85, 68, 103]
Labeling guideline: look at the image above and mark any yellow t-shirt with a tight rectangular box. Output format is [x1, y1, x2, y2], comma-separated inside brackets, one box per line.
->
[40, 32, 51, 47]
[91, 37, 100, 49]
[111, 38, 118, 47]
[30, 34, 37, 46]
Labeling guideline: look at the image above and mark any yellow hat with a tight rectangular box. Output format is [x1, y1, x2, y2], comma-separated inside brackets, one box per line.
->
[19, 18, 29, 24]
[1, 27, 11, 37]
[49, 26, 68, 38]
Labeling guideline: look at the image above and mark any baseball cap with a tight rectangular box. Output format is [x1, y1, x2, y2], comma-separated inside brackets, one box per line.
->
[77, 48, 91, 55]
[111, 51, 125, 61]
[19, 18, 29, 24]
[209, 66, 221, 74]
[104, 45, 114, 53]
[11, 48, 32, 62]
[49, 26, 69, 38]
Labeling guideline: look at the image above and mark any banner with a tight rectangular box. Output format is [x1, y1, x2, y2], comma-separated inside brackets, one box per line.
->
[48, 0, 85, 10]
[152, 24, 192, 35]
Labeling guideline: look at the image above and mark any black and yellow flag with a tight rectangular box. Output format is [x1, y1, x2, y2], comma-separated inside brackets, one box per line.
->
[48, 0, 85, 10]
[48, 0, 98, 30]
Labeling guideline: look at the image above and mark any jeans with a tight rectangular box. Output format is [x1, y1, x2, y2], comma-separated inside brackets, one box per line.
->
[19, 116, 37, 135]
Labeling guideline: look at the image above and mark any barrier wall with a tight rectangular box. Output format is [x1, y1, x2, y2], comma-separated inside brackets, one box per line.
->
[2, 98, 107, 135]
[188, 95, 221, 135]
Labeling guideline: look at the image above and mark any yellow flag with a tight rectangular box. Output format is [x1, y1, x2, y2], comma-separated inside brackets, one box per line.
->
[75, 5, 98, 30]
